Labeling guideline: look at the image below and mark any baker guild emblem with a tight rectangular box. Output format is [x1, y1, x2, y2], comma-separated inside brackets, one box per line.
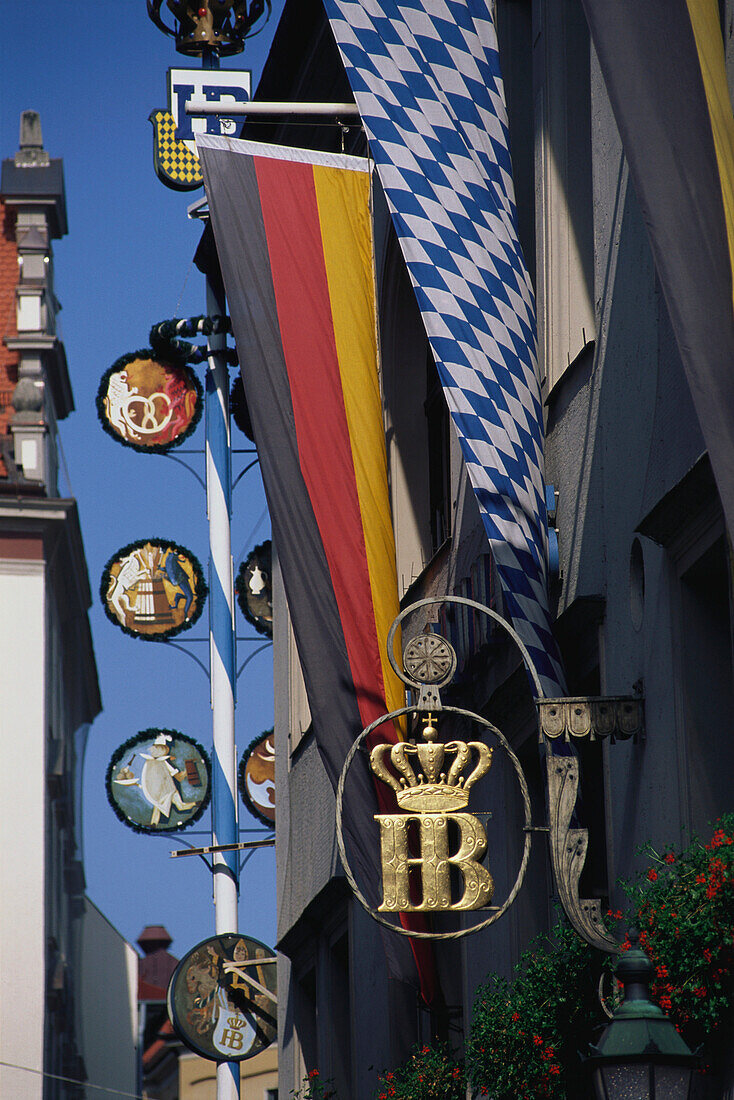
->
[370, 713, 494, 912]
[97, 353, 202, 453]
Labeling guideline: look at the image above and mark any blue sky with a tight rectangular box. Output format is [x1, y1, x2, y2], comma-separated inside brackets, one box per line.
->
[2, 2, 285, 960]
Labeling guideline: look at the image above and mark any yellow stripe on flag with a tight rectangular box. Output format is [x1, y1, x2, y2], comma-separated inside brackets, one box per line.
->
[312, 162, 405, 719]
[687, 0, 734, 316]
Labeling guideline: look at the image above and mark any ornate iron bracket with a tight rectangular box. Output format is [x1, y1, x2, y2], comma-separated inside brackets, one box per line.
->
[546, 752, 619, 952]
[386, 597, 621, 953]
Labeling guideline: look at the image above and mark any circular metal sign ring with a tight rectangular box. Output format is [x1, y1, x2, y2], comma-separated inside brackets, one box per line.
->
[336, 704, 533, 940]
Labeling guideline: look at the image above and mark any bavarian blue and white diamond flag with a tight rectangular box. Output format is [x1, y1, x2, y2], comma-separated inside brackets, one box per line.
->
[323, 0, 566, 696]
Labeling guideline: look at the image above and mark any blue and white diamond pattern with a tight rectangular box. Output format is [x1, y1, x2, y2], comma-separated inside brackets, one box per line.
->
[324, 0, 565, 696]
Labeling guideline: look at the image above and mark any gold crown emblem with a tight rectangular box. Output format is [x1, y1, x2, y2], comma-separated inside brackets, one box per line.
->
[370, 714, 493, 812]
[226, 1016, 246, 1030]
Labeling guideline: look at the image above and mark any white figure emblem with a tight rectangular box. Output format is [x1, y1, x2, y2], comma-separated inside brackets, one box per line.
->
[107, 549, 147, 621]
[139, 733, 197, 827]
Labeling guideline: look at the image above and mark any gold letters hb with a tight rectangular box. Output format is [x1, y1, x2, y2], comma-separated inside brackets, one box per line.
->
[375, 812, 493, 911]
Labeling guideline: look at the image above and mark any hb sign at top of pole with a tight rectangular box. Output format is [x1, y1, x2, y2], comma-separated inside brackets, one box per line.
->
[150, 68, 251, 191]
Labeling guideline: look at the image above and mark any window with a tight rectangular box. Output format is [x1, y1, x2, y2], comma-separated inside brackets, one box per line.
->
[676, 533, 734, 836]
[638, 457, 734, 839]
[288, 901, 354, 1096]
[328, 932, 352, 1097]
[295, 965, 318, 1075]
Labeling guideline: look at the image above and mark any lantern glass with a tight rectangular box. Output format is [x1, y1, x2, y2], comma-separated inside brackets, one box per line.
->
[653, 1064, 693, 1099]
[593, 1061, 693, 1100]
[600, 1062, 650, 1098]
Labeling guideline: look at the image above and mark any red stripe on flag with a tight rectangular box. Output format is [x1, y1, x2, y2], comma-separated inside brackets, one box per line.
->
[255, 155, 437, 1005]
[254, 156, 387, 733]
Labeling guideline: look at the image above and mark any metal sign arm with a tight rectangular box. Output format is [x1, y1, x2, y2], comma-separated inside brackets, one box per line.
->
[186, 99, 360, 117]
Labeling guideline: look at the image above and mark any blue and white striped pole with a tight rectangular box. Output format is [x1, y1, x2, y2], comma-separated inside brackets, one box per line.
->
[204, 281, 240, 1100]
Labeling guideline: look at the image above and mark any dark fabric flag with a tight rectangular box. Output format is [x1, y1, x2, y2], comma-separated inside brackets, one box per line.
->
[581, 0, 734, 537]
[197, 134, 436, 1001]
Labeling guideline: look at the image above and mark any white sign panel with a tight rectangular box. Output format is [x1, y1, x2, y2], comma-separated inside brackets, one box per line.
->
[168, 68, 252, 153]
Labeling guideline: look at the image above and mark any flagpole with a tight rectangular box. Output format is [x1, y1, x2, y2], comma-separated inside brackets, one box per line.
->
[205, 278, 240, 1100]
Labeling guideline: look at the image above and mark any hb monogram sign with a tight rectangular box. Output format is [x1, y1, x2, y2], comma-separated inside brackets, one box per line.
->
[370, 713, 493, 912]
[335, 599, 538, 941]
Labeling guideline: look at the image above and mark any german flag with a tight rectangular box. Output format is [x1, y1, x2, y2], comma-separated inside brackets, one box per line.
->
[198, 135, 435, 999]
[581, 0, 734, 537]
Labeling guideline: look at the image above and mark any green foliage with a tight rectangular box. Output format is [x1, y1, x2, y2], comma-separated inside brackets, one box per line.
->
[291, 1070, 337, 1100]
[466, 814, 734, 1097]
[618, 812, 734, 1070]
[466, 921, 610, 1100]
[374, 1042, 465, 1100]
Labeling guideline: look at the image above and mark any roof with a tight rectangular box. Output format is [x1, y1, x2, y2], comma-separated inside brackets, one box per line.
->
[138, 924, 173, 951]
[143, 1018, 178, 1070]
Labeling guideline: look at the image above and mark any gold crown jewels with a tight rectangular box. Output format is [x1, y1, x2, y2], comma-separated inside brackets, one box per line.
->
[370, 714, 493, 813]
[226, 1015, 246, 1030]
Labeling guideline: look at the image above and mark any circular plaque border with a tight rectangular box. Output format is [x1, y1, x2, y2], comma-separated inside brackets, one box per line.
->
[167, 932, 277, 1062]
[105, 727, 212, 834]
[96, 349, 203, 454]
[238, 730, 275, 828]
[336, 704, 533, 940]
[99, 537, 208, 642]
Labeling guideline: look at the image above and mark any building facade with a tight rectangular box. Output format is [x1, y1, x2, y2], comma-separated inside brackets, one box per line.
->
[199, 2, 734, 1097]
[0, 111, 137, 1100]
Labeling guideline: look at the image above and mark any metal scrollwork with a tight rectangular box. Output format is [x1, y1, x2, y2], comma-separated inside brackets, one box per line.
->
[538, 697, 644, 743]
[546, 753, 619, 952]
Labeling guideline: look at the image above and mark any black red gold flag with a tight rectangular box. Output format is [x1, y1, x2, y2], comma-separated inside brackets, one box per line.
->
[197, 134, 435, 1000]
[581, 0, 734, 536]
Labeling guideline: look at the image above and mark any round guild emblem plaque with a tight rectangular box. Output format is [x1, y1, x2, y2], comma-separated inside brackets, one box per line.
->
[238, 731, 275, 827]
[168, 933, 277, 1062]
[106, 729, 211, 833]
[235, 541, 273, 638]
[100, 538, 207, 640]
[97, 351, 202, 452]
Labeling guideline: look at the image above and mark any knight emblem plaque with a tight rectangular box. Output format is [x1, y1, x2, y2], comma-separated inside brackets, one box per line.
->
[168, 933, 277, 1062]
